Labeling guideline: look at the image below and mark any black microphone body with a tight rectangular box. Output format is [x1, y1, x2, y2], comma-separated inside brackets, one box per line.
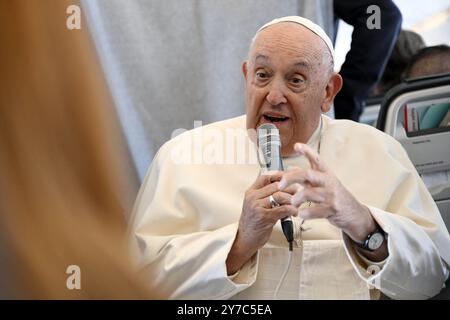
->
[257, 124, 294, 250]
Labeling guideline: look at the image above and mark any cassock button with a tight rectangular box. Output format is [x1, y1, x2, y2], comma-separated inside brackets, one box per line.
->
[367, 265, 381, 276]
[366, 265, 382, 289]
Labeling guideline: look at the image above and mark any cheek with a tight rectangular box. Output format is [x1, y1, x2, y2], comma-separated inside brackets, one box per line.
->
[290, 93, 309, 116]
[246, 95, 257, 119]
[292, 87, 322, 114]
[246, 88, 265, 114]
[287, 93, 321, 136]
[249, 86, 266, 103]
[246, 91, 261, 129]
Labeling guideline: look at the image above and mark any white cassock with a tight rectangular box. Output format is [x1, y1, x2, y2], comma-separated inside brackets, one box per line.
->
[130, 114, 450, 300]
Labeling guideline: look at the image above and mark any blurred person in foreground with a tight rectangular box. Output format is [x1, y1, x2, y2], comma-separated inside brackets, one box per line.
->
[0, 0, 156, 299]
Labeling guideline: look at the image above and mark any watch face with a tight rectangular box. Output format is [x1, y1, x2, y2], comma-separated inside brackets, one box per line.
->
[368, 232, 384, 250]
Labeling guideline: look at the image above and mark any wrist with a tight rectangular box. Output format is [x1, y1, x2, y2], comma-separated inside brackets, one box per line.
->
[226, 231, 256, 275]
[346, 206, 377, 243]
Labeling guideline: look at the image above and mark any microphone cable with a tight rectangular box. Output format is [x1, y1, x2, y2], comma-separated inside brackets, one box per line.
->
[273, 248, 293, 300]
[274, 216, 294, 299]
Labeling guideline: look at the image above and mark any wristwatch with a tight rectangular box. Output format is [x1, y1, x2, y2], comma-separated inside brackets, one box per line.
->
[360, 228, 385, 251]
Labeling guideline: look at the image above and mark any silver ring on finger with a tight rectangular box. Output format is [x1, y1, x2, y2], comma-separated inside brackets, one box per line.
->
[269, 194, 280, 208]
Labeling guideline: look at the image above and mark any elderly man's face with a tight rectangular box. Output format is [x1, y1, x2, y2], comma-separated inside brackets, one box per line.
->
[243, 23, 340, 156]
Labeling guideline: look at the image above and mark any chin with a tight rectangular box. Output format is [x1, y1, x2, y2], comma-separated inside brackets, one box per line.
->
[280, 136, 294, 155]
[281, 144, 294, 156]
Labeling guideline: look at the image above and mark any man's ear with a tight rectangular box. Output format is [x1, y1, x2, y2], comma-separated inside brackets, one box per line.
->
[242, 61, 248, 80]
[321, 73, 343, 113]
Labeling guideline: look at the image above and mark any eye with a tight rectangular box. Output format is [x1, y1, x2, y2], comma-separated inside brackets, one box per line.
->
[256, 71, 269, 80]
[290, 76, 305, 85]
[254, 68, 272, 82]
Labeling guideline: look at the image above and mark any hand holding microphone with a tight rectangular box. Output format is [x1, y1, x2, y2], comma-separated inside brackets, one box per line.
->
[257, 124, 294, 250]
[225, 125, 297, 274]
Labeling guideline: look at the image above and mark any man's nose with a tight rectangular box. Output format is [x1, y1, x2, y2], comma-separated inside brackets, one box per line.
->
[265, 79, 288, 106]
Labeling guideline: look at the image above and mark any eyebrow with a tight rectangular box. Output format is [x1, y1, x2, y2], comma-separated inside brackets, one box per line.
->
[293, 60, 309, 69]
[254, 54, 269, 65]
[253, 54, 310, 69]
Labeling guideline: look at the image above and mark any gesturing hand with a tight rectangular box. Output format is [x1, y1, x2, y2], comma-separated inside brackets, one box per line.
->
[278, 143, 377, 243]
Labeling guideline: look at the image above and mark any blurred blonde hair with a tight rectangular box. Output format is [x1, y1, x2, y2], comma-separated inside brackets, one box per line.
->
[0, 0, 156, 298]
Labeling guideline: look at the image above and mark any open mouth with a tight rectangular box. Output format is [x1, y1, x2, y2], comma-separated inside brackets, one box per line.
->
[263, 114, 290, 123]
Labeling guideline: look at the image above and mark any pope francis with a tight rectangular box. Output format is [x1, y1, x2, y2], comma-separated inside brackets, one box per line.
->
[130, 16, 450, 300]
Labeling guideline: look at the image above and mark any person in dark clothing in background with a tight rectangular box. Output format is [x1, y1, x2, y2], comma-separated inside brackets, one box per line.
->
[333, 0, 402, 121]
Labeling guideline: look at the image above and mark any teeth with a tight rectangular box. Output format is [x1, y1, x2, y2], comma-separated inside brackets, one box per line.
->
[264, 115, 288, 122]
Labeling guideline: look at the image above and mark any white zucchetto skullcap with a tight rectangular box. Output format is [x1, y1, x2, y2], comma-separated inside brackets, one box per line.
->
[257, 16, 335, 62]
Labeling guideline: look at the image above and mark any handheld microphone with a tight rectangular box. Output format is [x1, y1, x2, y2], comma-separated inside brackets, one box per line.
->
[257, 123, 294, 250]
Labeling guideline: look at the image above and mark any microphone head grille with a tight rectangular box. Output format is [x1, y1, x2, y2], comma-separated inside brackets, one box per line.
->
[257, 123, 280, 147]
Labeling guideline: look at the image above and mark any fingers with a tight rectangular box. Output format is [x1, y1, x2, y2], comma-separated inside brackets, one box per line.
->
[267, 205, 298, 221]
[294, 143, 328, 172]
[291, 187, 328, 207]
[282, 184, 299, 195]
[259, 191, 293, 208]
[251, 172, 298, 199]
[252, 181, 281, 200]
[298, 205, 334, 220]
[251, 171, 283, 189]
[279, 168, 326, 190]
